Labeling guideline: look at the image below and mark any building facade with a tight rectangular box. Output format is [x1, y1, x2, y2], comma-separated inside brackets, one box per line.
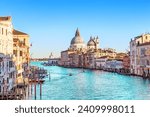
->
[123, 55, 130, 70]
[0, 16, 30, 94]
[61, 29, 124, 69]
[130, 33, 150, 76]
[104, 59, 123, 70]
[0, 53, 16, 94]
[0, 16, 16, 94]
[0, 16, 13, 55]
[13, 29, 30, 82]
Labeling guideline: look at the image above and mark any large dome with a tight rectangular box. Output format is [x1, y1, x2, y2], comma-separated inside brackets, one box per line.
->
[70, 28, 84, 45]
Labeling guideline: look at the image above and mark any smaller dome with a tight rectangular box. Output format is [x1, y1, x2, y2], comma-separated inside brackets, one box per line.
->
[87, 39, 95, 46]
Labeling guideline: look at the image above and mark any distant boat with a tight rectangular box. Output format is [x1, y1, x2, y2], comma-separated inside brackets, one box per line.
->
[69, 73, 73, 76]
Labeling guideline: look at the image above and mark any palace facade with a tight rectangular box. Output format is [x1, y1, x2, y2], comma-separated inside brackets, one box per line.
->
[0, 16, 30, 94]
[13, 29, 30, 83]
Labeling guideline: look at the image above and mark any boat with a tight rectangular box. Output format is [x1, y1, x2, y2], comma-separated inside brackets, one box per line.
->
[69, 73, 73, 76]
[29, 79, 45, 84]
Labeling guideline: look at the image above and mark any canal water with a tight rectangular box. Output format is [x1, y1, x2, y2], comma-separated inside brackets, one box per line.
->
[28, 61, 150, 100]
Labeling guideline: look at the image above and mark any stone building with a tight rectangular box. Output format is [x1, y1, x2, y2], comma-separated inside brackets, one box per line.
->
[130, 33, 150, 76]
[13, 29, 30, 81]
[0, 16, 30, 94]
[0, 16, 13, 55]
[0, 53, 16, 94]
[61, 28, 119, 69]
[0, 16, 16, 94]
[123, 55, 130, 70]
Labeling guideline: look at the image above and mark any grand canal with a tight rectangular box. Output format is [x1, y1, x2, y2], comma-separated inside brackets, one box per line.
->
[28, 61, 150, 100]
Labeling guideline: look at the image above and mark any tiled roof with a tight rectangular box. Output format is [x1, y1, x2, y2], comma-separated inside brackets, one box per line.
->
[137, 42, 150, 46]
[13, 29, 28, 35]
[0, 16, 11, 21]
[134, 33, 150, 39]
[135, 35, 142, 39]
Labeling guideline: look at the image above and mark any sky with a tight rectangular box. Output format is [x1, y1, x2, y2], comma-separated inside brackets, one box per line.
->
[0, 0, 150, 58]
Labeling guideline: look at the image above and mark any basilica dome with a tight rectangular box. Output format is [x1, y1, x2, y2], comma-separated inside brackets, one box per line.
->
[70, 28, 84, 45]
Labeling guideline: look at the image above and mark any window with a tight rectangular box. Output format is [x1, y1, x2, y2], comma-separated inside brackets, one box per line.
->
[6, 29, 7, 36]
[147, 60, 150, 65]
[0, 85, 1, 92]
[2, 28, 3, 35]
[7, 62, 9, 67]
[2, 79, 4, 84]
[141, 48, 146, 56]
[13, 50, 17, 56]
[146, 36, 148, 39]
[7, 78, 9, 84]
[20, 51, 22, 56]
[9, 61, 13, 68]
[23, 38, 26, 45]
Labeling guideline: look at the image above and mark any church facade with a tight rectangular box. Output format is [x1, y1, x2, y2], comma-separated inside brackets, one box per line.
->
[60, 28, 118, 69]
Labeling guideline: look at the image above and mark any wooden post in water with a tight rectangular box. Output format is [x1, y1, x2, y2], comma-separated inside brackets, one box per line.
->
[2, 87, 4, 99]
[40, 82, 42, 97]
[24, 86, 26, 99]
[28, 84, 29, 96]
[34, 69, 37, 100]
[6, 88, 8, 100]
[49, 72, 51, 80]
[34, 81, 36, 99]
[15, 86, 17, 99]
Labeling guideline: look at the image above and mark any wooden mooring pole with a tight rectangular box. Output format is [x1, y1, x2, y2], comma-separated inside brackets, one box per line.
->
[40, 82, 42, 97]
[28, 84, 29, 96]
[31, 82, 32, 94]
[34, 81, 36, 100]
[49, 72, 51, 80]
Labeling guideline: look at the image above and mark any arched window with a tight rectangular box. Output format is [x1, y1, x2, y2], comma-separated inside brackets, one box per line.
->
[2, 28, 3, 35]
[23, 38, 26, 45]
[146, 36, 148, 39]
[6, 29, 7, 36]
[147, 60, 150, 65]
[0, 84, 1, 92]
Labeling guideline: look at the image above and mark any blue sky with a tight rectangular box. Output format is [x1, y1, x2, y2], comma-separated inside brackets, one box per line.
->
[0, 0, 150, 58]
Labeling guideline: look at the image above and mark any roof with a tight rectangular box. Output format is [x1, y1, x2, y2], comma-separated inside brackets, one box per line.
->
[116, 52, 127, 56]
[134, 33, 150, 40]
[0, 16, 11, 21]
[137, 42, 150, 46]
[13, 29, 28, 35]
[134, 35, 142, 39]
[61, 49, 74, 53]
